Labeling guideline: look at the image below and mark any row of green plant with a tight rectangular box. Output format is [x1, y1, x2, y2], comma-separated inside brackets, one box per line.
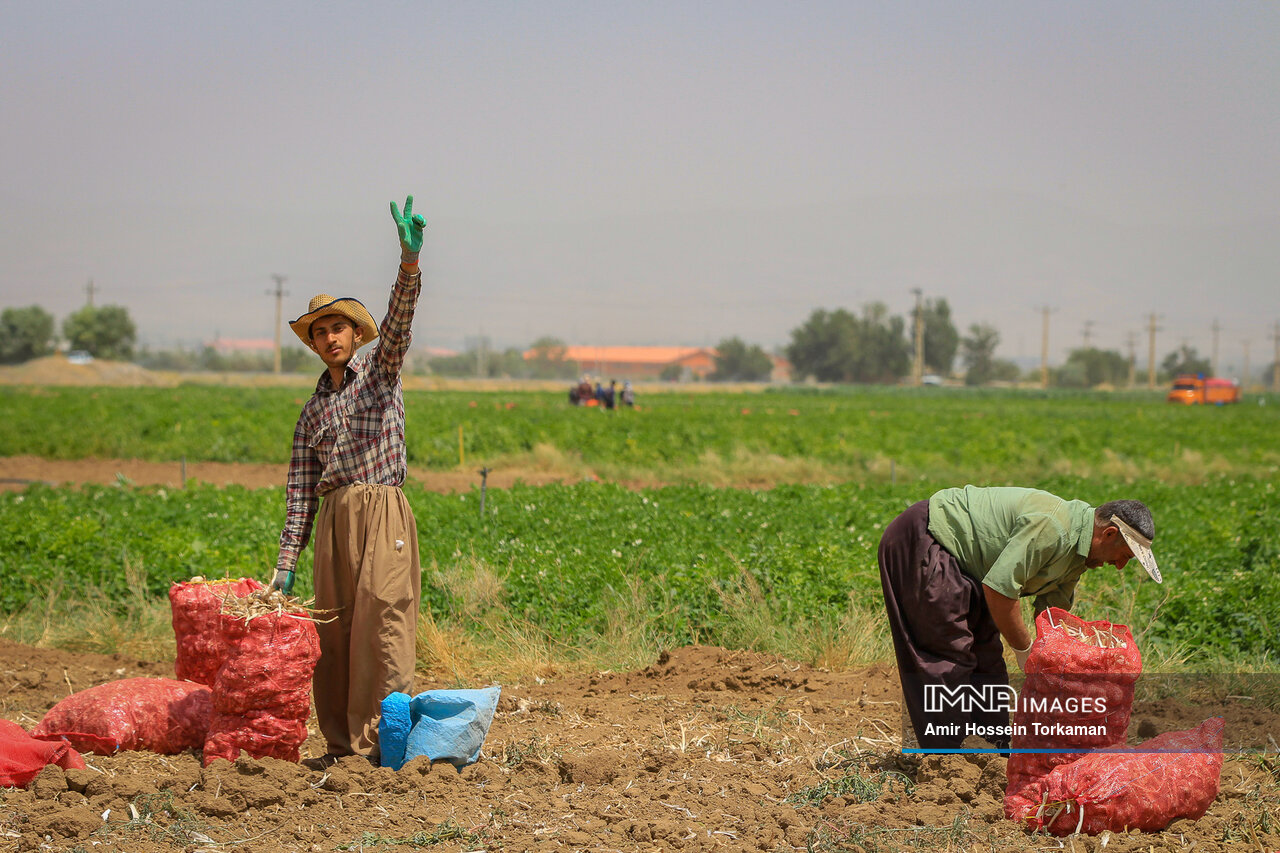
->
[1, 474, 1274, 664]
[2, 385, 1277, 481]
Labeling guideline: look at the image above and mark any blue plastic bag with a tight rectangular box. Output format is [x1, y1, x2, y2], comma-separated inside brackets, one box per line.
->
[378, 686, 501, 771]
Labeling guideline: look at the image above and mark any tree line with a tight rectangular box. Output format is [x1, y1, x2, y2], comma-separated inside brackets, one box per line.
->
[0, 304, 136, 364]
[0, 300, 1252, 386]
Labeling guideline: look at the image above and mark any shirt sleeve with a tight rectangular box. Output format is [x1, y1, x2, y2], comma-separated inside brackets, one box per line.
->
[276, 417, 320, 573]
[980, 512, 1068, 600]
[373, 264, 422, 379]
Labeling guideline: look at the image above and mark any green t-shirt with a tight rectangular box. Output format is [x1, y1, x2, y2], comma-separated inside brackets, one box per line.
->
[927, 486, 1095, 613]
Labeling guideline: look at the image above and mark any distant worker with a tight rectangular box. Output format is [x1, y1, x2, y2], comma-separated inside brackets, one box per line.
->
[877, 486, 1160, 750]
[621, 380, 635, 407]
[605, 379, 617, 410]
[269, 195, 428, 766]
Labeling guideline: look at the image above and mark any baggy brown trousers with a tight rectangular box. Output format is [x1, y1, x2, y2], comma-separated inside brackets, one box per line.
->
[312, 483, 421, 757]
[878, 500, 1010, 750]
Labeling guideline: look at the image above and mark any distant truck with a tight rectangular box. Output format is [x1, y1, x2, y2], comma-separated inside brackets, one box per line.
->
[1166, 374, 1240, 405]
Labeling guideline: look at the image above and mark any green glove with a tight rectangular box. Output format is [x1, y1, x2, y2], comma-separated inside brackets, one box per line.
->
[270, 569, 295, 595]
[390, 195, 426, 265]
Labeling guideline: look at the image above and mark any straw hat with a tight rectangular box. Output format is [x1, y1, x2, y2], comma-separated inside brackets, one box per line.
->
[289, 295, 379, 349]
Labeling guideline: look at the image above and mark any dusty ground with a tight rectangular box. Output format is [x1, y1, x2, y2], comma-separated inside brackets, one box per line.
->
[1, 640, 1277, 853]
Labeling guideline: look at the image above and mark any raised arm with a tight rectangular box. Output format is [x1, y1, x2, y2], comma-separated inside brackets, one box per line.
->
[376, 194, 426, 377]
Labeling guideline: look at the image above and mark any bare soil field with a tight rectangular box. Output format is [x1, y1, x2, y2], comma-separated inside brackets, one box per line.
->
[1, 640, 1277, 852]
[0, 455, 578, 493]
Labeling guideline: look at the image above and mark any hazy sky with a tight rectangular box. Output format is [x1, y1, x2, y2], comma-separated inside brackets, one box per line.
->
[3, 1, 1277, 374]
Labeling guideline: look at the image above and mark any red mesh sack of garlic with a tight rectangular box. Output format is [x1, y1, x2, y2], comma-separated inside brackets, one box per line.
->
[201, 591, 320, 766]
[31, 677, 211, 755]
[170, 577, 266, 686]
[1005, 608, 1142, 810]
[0, 719, 86, 787]
[1012, 717, 1224, 835]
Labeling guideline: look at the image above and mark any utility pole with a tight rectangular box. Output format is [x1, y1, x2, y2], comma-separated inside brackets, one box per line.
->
[1146, 313, 1161, 390]
[1210, 318, 1220, 377]
[85, 279, 97, 307]
[911, 288, 924, 385]
[1037, 306, 1054, 388]
[1125, 331, 1137, 388]
[268, 275, 288, 374]
[1081, 320, 1094, 349]
[1272, 321, 1280, 392]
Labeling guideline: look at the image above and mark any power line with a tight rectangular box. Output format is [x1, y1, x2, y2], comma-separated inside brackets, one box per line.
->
[268, 274, 289, 374]
[911, 288, 924, 386]
[1210, 318, 1221, 377]
[1147, 313, 1162, 390]
[1036, 306, 1055, 388]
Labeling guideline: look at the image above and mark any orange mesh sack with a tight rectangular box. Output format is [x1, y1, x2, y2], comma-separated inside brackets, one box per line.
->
[31, 678, 212, 755]
[201, 603, 320, 766]
[1012, 717, 1224, 835]
[1005, 608, 1142, 806]
[170, 578, 265, 686]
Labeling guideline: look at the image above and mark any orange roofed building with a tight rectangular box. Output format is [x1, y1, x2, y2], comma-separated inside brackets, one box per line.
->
[522, 345, 790, 381]
[525, 345, 717, 380]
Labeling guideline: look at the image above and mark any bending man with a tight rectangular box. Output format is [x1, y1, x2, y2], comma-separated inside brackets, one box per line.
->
[271, 196, 427, 763]
[877, 486, 1160, 750]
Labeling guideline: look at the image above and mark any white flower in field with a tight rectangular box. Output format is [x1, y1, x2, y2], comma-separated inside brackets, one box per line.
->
[633, 539, 643, 546]
[611, 549, 622, 558]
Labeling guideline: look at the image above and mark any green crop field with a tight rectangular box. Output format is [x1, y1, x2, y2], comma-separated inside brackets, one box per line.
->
[1, 384, 1278, 484]
[1, 382, 1277, 671]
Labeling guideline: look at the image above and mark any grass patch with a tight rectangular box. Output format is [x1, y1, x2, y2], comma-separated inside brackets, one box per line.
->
[786, 768, 914, 806]
[2, 554, 174, 660]
[335, 820, 490, 849]
[495, 735, 560, 770]
[97, 791, 218, 847]
[804, 811, 984, 852]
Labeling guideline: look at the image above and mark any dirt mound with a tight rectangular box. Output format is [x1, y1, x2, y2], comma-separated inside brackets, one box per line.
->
[0, 356, 169, 387]
[0, 640, 1275, 852]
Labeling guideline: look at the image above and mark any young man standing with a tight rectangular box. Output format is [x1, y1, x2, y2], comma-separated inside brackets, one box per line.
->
[270, 196, 426, 763]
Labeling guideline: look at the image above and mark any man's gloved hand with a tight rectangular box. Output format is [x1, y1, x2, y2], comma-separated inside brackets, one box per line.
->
[1013, 641, 1032, 672]
[269, 569, 295, 596]
[390, 195, 426, 266]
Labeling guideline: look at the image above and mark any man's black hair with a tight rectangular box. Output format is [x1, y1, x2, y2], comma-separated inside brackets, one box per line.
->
[1096, 499, 1154, 540]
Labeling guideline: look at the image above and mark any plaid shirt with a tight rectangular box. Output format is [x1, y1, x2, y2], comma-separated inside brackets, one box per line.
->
[276, 266, 422, 573]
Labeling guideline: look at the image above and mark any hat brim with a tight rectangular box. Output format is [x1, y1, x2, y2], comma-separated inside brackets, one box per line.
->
[289, 298, 379, 349]
[1114, 522, 1162, 584]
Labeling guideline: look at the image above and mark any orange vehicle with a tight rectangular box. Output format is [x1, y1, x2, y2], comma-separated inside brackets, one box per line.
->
[1166, 374, 1241, 405]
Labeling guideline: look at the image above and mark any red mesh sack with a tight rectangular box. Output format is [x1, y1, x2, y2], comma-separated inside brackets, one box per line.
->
[1011, 717, 1225, 835]
[170, 578, 265, 686]
[201, 607, 320, 766]
[30, 678, 211, 755]
[1006, 608, 1141, 803]
[203, 711, 310, 765]
[0, 719, 85, 788]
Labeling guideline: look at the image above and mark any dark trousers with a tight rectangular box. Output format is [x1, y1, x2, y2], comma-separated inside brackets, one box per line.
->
[878, 500, 1010, 749]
